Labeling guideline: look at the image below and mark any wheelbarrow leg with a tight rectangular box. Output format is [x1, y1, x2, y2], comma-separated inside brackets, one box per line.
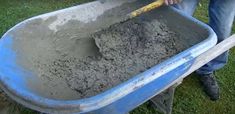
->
[150, 82, 181, 114]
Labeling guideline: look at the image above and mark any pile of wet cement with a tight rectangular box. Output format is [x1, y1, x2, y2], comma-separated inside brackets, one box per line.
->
[13, 15, 185, 99]
[35, 18, 184, 98]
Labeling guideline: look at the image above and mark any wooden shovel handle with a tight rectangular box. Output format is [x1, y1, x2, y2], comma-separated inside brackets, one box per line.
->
[130, 0, 165, 18]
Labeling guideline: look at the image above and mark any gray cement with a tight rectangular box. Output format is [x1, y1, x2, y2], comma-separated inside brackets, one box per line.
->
[12, 15, 184, 99]
[65, 18, 184, 98]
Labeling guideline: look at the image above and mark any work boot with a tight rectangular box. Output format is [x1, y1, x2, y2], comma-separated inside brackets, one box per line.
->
[199, 73, 220, 101]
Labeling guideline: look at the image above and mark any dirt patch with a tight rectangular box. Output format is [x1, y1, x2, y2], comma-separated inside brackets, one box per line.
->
[0, 90, 9, 109]
[0, 89, 18, 114]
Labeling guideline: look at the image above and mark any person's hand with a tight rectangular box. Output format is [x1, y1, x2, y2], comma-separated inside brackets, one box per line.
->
[164, 0, 181, 5]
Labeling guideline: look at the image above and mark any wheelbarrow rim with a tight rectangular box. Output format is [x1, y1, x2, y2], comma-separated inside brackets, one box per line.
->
[0, 4, 217, 113]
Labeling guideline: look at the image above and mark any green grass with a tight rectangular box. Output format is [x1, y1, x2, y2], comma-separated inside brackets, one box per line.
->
[0, 0, 235, 114]
[172, 1, 235, 114]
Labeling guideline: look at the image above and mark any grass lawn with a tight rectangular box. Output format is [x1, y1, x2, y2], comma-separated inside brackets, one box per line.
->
[0, 0, 235, 114]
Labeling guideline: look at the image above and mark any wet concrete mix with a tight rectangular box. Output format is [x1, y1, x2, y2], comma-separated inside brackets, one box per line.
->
[13, 16, 185, 99]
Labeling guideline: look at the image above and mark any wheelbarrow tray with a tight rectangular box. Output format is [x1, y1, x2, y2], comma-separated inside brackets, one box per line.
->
[0, 0, 217, 113]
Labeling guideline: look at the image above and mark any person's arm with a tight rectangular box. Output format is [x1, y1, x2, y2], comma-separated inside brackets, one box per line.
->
[164, 0, 181, 5]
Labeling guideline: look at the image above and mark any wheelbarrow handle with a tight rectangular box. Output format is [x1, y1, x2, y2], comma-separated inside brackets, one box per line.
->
[182, 34, 235, 78]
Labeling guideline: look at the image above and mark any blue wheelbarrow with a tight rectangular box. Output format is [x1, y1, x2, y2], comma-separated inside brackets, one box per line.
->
[1, 0, 235, 114]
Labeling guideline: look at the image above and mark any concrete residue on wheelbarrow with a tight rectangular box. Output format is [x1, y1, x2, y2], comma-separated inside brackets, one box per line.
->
[13, 15, 185, 99]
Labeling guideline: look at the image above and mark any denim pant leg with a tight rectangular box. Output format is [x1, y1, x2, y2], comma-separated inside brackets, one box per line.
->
[173, 0, 200, 16]
[196, 0, 235, 75]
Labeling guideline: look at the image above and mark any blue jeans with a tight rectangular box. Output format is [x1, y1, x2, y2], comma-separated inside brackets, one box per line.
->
[174, 0, 235, 75]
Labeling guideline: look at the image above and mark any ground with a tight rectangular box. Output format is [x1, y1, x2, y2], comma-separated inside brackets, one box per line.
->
[0, 0, 235, 114]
